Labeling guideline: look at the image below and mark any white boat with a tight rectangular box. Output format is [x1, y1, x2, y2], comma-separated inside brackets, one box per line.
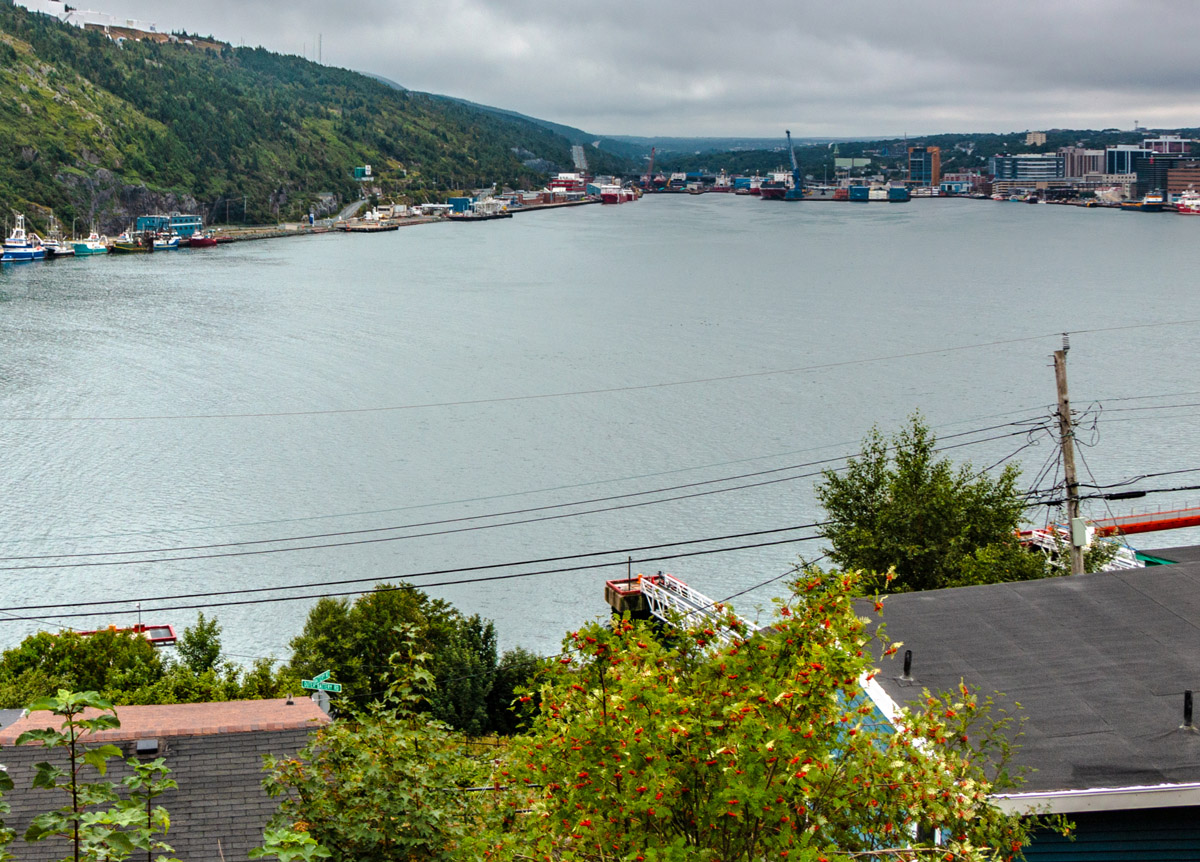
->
[2, 214, 45, 263]
[41, 214, 75, 258]
[1177, 190, 1200, 215]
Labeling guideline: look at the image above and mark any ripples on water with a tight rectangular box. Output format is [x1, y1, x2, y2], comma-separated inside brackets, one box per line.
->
[2, 196, 1199, 659]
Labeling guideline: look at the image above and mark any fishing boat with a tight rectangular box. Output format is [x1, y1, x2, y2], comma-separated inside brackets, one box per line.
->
[73, 231, 109, 255]
[152, 232, 180, 250]
[2, 214, 45, 263]
[1177, 190, 1200, 215]
[41, 214, 75, 258]
[111, 231, 152, 254]
[187, 231, 218, 247]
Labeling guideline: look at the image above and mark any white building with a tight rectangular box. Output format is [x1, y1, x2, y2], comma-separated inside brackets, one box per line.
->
[15, 0, 160, 36]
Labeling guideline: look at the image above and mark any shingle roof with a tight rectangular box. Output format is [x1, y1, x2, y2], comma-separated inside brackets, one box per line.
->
[867, 565, 1200, 794]
[0, 699, 330, 862]
[0, 697, 328, 744]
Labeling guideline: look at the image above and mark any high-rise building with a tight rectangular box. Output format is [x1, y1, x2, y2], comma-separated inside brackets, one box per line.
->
[1106, 145, 1150, 174]
[1059, 147, 1104, 178]
[1025, 131, 1047, 146]
[908, 146, 941, 187]
[1143, 135, 1190, 155]
[988, 154, 1065, 182]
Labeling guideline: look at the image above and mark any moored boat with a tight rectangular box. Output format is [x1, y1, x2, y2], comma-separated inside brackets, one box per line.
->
[73, 231, 109, 255]
[111, 231, 153, 253]
[1121, 190, 1165, 212]
[41, 214, 74, 258]
[1177, 190, 1200, 215]
[187, 231, 218, 247]
[2, 214, 45, 263]
[152, 232, 180, 250]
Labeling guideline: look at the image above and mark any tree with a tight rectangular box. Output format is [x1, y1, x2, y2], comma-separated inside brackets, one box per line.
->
[816, 413, 1047, 593]
[262, 628, 485, 862]
[287, 584, 515, 733]
[485, 647, 543, 736]
[175, 613, 222, 675]
[0, 623, 295, 709]
[17, 690, 178, 862]
[0, 632, 165, 709]
[471, 569, 1042, 861]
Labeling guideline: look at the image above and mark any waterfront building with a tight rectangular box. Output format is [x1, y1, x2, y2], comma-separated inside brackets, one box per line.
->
[548, 173, 588, 194]
[1106, 145, 1151, 175]
[1059, 147, 1104, 179]
[1165, 160, 1200, 200]
[134, 212, 204, 237]
[989, 154, 1065, 182]
[907, 146, 941, 187]
[1132, 153, 1187, 199]
[1143, 134, 1190, 155]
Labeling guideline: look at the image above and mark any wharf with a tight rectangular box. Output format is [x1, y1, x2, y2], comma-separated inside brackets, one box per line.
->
[212, 225, 332, 243]
[509, 199, 599, 214]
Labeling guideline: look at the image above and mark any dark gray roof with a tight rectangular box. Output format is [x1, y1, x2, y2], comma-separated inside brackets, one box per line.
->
[1, 727, 315, 861]
[868, 564, 1200, 794]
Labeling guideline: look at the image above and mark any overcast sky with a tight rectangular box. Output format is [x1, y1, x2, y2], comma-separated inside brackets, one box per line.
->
[85, 1, 1200, 138]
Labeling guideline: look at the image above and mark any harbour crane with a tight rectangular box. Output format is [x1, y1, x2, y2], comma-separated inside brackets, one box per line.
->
[642, 146, 657, 191]
[783, 130, 804, 201]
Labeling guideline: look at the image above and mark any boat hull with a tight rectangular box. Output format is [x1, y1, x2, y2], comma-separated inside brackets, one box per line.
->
[1, 247, 46, 263]
[73, 243, 109, 255]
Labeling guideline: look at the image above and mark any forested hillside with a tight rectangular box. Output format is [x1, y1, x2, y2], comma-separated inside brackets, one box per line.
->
[0, 1, 629, 231]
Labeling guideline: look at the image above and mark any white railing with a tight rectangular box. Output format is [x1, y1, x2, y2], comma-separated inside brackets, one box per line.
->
[640, 573, 759, 645]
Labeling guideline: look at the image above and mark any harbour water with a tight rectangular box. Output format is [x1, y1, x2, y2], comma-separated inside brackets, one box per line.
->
[2, 194, 1200, 661]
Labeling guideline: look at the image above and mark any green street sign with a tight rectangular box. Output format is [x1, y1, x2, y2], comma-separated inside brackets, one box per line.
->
[301, 679, 342, 693]
[312, 670, 331, 683]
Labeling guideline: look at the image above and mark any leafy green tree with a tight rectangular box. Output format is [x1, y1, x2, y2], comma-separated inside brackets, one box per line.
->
[816, 414, 1046, 592]
[17, 690, 178, 862]
[288, 584, 507, 732]
[0, 632, 165, 709]
[0, 621, 295, 709]
[485, 647, 543, 736]
[472, 570, 1043, 861]
[175, 613, 222, 675]
[263, 628, 485, 862]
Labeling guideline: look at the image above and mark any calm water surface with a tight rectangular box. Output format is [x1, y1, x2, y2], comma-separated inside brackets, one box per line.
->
[2, 195, 1199, 660]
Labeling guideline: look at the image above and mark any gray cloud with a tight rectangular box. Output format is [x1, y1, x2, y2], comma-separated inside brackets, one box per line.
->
[86, 1, 1200, 136]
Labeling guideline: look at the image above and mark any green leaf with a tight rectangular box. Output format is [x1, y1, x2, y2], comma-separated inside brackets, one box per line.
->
[82, 744, 122, 774]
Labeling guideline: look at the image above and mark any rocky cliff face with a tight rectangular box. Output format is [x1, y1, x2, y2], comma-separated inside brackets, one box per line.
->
[56, 169, 201, 234]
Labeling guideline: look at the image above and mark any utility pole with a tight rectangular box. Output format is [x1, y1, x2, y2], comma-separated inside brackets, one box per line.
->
[1053, 333, 1085, 575]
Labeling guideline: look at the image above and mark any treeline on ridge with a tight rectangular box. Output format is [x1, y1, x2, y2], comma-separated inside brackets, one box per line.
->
[0, 0, 630, 231]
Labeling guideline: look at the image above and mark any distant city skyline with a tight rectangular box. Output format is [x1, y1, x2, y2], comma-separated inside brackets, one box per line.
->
[42, 1, 1200, 139]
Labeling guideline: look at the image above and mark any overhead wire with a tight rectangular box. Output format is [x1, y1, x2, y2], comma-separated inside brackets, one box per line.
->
[0, 523, 827, 613]
[0, 422, 1049, 569]
[0, 532, 826, 622]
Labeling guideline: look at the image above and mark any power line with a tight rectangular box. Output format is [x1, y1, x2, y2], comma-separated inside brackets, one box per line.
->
[2, 403, 1050, 547]
[0, 423, 1046, 568]
[0, 523, 826, 613]
[0, 533, 825, 622]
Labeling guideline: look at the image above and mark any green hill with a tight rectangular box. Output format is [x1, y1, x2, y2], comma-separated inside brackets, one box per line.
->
[0, 1, 630, 232]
